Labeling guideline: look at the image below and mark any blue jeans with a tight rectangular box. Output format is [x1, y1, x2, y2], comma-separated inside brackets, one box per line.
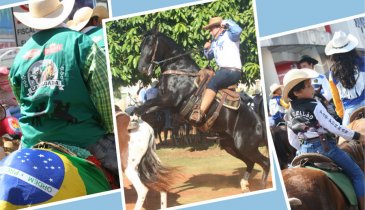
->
[298, 139, 365, 197]
[207, 68, 242, 92]
[343, 99, 365, 126]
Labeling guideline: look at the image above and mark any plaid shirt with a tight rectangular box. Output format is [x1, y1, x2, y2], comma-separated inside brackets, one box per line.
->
[83, 44, 113, 133]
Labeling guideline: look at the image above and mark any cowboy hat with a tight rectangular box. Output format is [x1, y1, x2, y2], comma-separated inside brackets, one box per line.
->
[282, 68, 319, 102]
[203, 17, 223, 30]
[325, 31, 358, 55]
[13, 0, 75, 30]
[150, 80, 159, 88]
[298, 55, 318, 65]
[69, 7, 94, 31]
[269, 83, 283, 96]
[93, 5, 109, 20]
[66, 19, 76, 28]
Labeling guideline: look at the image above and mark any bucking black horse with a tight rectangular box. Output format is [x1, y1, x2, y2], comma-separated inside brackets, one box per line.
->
[133, 28, 270, 191]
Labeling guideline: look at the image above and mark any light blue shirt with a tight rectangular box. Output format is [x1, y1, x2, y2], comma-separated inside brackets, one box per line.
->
[204, 19, 242, 69]
[145, 87, 159, 101]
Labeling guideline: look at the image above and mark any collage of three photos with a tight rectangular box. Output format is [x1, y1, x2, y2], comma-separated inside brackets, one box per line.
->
[0, 0, 364, 209]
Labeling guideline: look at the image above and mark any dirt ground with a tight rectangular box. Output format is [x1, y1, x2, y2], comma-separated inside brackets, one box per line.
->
[122, 139, 272, 210]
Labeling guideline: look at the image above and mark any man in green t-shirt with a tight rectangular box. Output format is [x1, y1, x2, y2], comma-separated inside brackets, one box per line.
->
[10, 0, 117, 175]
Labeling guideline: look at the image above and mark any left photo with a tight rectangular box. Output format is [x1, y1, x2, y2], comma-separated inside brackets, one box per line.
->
[0, 0, 120, 209]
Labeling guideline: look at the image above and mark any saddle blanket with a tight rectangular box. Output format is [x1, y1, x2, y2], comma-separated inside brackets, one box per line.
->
[306, 166, 358, 207]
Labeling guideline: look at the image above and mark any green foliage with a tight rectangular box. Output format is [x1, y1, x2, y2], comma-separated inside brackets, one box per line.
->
[106, 0, 259, 88]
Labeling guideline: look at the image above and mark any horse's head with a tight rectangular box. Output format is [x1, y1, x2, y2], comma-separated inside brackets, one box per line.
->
[138, 28, 160, 76]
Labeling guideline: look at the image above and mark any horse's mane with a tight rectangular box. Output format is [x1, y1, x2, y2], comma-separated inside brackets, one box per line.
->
[157, 32, 185, 52]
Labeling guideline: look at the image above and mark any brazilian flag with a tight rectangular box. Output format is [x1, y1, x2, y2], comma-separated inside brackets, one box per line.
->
[0, 148, 111, 209]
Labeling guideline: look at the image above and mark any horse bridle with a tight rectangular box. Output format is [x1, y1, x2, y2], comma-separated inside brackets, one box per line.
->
[146, 34, 204, 76]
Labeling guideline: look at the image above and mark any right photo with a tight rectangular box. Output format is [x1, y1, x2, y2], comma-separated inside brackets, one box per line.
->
[260, 16, 365, 210]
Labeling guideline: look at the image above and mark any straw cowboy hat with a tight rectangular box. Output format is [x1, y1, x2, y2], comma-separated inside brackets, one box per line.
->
[282, 68, 319, 102]
[325, 31, 358, 55]
[203, 17, 223, 30]
[69, 6, 109, 31]
[269, 83, 283, 96]
[93, 5, 109, 20]
[69, 7, 94, 31]
[13, 0, 75, 30]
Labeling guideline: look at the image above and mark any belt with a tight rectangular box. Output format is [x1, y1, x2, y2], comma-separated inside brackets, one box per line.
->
[220, 67, 242, 72]
[300, 137, 320, 144]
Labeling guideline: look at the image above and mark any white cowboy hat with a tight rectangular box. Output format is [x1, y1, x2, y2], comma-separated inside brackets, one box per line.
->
[150, 80, 159, 88]
[13, 0, 75, 30]
[69, 7, 94, 31]
[325, 31, 358, 55]
[282, 68, 319, 102]
[269, 83, 283, 96]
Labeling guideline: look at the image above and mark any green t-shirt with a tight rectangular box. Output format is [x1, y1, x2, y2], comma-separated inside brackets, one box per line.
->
[84, 27, 105, 50]
[10, 27, 106, 148]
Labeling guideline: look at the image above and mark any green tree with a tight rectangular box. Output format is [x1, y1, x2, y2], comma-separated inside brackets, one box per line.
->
[106, 0, 259, 90]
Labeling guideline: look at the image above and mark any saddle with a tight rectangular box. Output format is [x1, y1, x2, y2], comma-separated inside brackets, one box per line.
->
[195, 69, 240, 110]
[179, 68, 240, 131]
[349, 106, 365, 123]
[292, 153, 358, 207]
[291, 153, 340, 172]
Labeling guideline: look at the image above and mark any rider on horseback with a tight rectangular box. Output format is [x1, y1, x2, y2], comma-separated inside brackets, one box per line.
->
[189, 17, 243, 123]
[9, 0, 117, 176]
[268, 83, 288, 126]
[325, 31, 365, 126]
[283, 68, 365, 210]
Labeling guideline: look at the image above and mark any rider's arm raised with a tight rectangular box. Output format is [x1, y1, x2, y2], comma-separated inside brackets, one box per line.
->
[222, 19, 242, 42]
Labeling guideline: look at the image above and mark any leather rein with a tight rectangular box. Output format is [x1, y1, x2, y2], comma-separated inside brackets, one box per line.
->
[146, 34, 203, 77]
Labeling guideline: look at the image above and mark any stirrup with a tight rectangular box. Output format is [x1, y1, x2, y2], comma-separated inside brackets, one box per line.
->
[189, 109, 203, 123]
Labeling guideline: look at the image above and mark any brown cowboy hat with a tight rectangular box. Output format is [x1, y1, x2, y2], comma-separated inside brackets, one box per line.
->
[203, 17, 222, 30]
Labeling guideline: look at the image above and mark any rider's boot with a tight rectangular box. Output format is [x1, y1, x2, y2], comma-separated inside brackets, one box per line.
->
[358, 196, 365, 210]
[190, 89, 216, 124]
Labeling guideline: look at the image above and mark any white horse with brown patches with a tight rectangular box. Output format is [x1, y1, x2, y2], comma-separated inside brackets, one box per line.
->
[116, 112, 175, 210]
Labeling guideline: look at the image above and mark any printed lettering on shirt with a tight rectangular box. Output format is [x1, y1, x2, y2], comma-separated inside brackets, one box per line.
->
[23, 49, 41, 60]
[44, 43, 63, 56]
[293, 110, 314, 120]
[24, 59, 65, 96]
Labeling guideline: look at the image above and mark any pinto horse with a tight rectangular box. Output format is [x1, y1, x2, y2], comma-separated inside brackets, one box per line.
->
[133, 28, 270, 191]
[116, 112, 175, 210]
[283, 119, 365, 210]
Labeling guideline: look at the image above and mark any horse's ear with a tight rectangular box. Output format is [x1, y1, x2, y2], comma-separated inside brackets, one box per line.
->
[151, 27, 159, 35]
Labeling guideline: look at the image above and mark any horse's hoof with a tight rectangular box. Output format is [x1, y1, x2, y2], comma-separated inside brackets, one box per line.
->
[240, 179, 250, 192]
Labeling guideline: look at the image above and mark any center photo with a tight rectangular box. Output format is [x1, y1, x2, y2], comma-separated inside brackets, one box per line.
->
[105, 0, 274, 209]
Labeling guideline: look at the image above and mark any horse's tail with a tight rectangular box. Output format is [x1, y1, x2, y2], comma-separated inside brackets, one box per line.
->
[137, 130, 177, 192]
[288, 197, 302, 207]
